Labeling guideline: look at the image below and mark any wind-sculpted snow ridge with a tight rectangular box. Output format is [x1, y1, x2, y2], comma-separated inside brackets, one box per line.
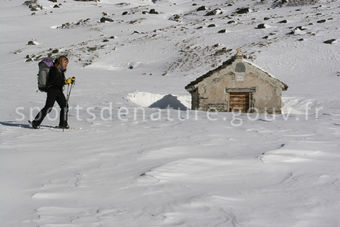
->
[2, 106, 340, 226]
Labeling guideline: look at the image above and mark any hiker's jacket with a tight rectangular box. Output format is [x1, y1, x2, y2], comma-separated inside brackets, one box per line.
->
[47, 66, 65, 90]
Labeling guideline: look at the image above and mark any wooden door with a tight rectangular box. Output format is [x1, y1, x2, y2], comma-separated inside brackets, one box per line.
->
[229, 92, 249, 113]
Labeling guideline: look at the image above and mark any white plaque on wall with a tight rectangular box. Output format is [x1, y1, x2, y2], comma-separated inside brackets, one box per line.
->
[236, 75, 244, 81]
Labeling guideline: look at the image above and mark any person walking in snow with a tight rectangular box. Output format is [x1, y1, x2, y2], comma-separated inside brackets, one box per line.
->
[31, 56, 70, 129]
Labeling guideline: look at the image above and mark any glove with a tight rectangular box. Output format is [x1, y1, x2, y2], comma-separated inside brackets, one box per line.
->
[65, 77, 76, 84]
[65, 78, 72, 84]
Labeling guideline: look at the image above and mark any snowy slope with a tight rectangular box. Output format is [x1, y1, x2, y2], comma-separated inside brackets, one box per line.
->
[1, 0, 340, 226]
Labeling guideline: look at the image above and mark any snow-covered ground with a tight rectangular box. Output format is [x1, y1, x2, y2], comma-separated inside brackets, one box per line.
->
[1, 0, 340, 226]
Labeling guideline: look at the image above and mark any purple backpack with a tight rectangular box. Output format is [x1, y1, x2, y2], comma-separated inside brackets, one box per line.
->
[37, 58, 54, 92]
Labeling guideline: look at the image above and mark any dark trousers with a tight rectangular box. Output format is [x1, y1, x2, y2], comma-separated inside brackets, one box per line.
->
[33, 88, 68, 126]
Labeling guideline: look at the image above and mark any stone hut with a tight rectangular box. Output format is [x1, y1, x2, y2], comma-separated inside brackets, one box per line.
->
[185, 49, 288, 113]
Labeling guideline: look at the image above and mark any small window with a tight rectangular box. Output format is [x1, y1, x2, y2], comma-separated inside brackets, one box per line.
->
[235, 63, 246, 72]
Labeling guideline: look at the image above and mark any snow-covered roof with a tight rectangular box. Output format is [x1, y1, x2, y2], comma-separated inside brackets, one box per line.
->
[185, 52, 288, 92]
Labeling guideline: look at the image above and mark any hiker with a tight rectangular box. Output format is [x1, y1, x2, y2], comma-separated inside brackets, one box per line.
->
[31, 56, 70, 129]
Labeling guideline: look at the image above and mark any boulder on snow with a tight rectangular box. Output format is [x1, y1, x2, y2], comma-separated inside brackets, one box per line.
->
[100, 17, 113, 23]
[205, 8, 222, 16]
[149, 9, 159, 14]
[196, 6, 206, 11]
[256, 23, 267, 29]
[317, 19, 326, 23]
[27, 40, 38, 45]
[287, 26, 307, 35]
[234, 7, 250, 14]
[273, 0, 319, 7]
[149, 94, 188, 110]
[323, 39, 336, 44]
[23, 0, 43, 11]
[169, 14, 181, 22]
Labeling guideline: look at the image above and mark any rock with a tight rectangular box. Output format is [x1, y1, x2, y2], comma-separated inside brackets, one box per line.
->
[61, 22, 70, 29]
[23, 0, 43, 11]
[122, 11, 128, 15]
[205, 8, 222, 16]
[53, 4, 59, 8]
[288, 26, 307, 35]
[235, 7, 249, 14]
[272, 0, 287, 7]
[298, 38, 304, 41]
[128, 19, 139, 24]
[317, 19, 326, 23]
[149, 9, 159, 14]
[75, 18, 90, 26]
[214, 47, 231, 56]
[207, 24, 216, 27]
[227, 20, 235, 24]
[27, 40, 37, 45]
[295, 26, 307, 30]
[323, 39, 336, 44]
[87, 46, 97, 52]
[14, 49, 23, 54]
[52, 49, 59, 53]
[34, 55, 43, 61]
[196, 6, 206, 11]
[218, 29, 226, 33]
[264, 17, 270, 20]
[169, 14, 180, 22]
[278, 19, 287, 23]
[115, 2, 129, 6]
[49, 0, 57, 2]
[100, 17, 113, 23]
[256, 23, 266, 29]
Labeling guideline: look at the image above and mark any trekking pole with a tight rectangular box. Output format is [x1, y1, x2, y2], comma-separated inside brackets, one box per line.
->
[63, 84, 69, 132]
[67, 77, 75, 101]
[63, 77, 75, 131]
